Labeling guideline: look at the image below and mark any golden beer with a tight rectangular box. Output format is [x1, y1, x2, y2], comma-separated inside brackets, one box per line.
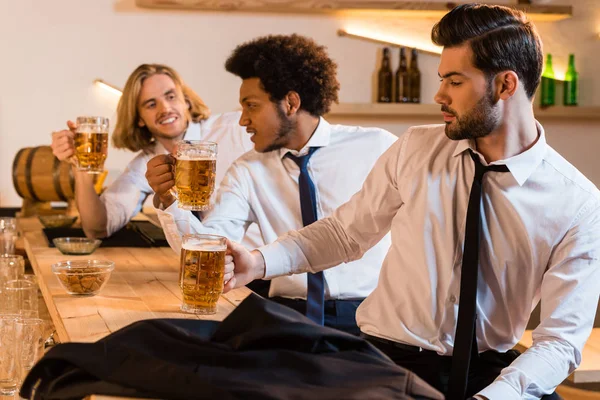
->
[74, 132, 108, 173]
[174, 140, 218, 211]
[175, 158, 216, 211]
[74, 116, 109, 174]
[179, 234, 226, 315]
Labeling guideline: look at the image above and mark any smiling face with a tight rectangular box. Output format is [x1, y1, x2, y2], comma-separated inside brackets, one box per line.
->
[136, 73, 190, 141]
[238, 78, 294, 153]
[434, 44, 501, 141]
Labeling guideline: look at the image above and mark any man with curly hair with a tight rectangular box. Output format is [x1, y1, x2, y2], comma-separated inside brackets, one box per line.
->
[146, 34, 397, 335]
[223, 5, 599, 400]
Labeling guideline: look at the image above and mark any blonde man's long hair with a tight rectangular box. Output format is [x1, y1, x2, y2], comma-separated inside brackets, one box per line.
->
[112, 64, 211, 152]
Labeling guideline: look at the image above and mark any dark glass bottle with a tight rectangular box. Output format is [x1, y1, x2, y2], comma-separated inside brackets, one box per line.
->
[408, 48, 421, 103]
[540, 54, 555, 107]
[395, 47, 409, 103]
[563, 54, 578, 106]
[377, 47, 393, 103]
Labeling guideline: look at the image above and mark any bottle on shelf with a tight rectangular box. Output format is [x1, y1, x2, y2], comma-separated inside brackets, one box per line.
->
[395, 47, 409, 103]
[563, 54, 578, 106]
[540, 53, 555, 107]
[408, 48, 421, 103]
[377, 47, 393, 103]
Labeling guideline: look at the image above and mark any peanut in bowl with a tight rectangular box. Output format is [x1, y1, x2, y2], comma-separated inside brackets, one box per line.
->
[51, 260, 114, 296]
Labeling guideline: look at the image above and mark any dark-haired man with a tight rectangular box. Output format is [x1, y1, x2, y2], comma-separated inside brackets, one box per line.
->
[224, 4, 599, 400]
[146, 34, 397, 335]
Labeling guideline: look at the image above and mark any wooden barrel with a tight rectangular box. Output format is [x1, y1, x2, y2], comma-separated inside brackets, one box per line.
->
[12, 146, 75, 202]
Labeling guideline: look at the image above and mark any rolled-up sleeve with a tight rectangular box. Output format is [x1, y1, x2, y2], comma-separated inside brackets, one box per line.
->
[100, 154, 152, 236]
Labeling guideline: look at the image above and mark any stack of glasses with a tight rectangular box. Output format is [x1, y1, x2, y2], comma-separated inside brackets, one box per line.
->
[0, 254, 45, 396]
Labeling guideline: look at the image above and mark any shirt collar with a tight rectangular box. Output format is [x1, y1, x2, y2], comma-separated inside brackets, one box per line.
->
[278, 117, 331, 159]
[451, 120, 547, 186]
[151, 121, 202, 155]
[183, 121, 202, 140]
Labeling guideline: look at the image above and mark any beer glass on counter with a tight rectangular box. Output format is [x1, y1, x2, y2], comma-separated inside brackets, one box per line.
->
[0, 218, 17, 256]
[74, 116, 109, 173]
[179, 234, 226, 315]
[173, 140, 217, 211]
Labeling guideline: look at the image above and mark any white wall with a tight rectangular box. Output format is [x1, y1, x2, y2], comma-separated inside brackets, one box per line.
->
[1, 0, 599, 206]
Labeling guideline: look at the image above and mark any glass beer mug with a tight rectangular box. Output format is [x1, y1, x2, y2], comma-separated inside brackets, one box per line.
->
[74, 116, 109, 173]
[173, 140, 217, 211]
[179, 234, 226, 314]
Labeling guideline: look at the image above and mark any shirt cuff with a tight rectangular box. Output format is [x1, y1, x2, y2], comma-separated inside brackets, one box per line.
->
[258, 242, 292, 279]
[258, 237, 311, 280]
[478, 380, 521, 400]
[156, 200, 187, 220]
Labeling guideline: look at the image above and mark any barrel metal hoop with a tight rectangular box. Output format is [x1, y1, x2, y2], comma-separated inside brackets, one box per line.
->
[25, 147, 41, 202]
[52, 156, 67, 201]
[12, 148, 26, 199]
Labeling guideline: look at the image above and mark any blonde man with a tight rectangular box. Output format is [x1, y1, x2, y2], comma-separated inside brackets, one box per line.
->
[51, 64, 253, 238]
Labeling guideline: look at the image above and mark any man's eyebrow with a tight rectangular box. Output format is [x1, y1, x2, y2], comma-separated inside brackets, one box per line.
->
[140, 89, 176, 107]
[140, 97, 155, 107]
[438, 71, 468, 79]
[240, 96, 258, 103]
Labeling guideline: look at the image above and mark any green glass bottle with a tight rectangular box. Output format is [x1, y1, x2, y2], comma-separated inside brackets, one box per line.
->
[563, 54, 578, 106]
[541, 54, 555, 107]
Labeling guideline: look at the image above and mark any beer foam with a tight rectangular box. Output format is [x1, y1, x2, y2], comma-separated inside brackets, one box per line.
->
[176, 155, 216, 161]
[182, 243, 226, 251]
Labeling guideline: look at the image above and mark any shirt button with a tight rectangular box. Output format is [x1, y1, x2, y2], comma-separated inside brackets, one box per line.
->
[449, 295, 457, 303]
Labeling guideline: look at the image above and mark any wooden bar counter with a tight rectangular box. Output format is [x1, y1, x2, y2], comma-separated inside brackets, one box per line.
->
[19, 217, 251, 344]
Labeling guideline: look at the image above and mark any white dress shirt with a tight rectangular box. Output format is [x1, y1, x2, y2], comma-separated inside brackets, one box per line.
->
[100, 112, 253, 236]
[259, 123, 600, 399]
[157, 118, 397, 300]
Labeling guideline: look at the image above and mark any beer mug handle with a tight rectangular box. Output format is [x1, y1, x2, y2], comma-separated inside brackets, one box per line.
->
[169, 178, 179, 202]
[169, 154, 179, 201]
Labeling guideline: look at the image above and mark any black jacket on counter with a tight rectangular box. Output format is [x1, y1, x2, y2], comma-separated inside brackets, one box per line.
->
[21, 293, 443, 400]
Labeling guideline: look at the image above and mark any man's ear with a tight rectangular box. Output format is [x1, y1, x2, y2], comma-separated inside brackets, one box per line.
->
[138, 118, 146, 128]
[496, 71, 519, 101]
[285, 91, 301, 116]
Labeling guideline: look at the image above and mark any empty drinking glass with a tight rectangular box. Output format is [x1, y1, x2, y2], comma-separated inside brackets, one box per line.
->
[0, 255, 24, 301]
[15, 318, 45, 386]
[0, 217, 17, 256]
[4, 280, 38, 318]
[0, 315, 19, 395]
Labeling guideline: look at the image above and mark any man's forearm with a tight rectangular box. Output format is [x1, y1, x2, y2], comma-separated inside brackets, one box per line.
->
[74, 170, 108, 238]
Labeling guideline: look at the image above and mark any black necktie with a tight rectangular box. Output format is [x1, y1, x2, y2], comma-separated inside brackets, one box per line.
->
[286, 147, 325, 325]
[448, 150, 509, 400]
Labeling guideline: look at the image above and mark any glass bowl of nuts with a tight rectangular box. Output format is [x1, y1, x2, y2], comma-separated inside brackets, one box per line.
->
[51, 260, 114, 296]
[53, 237, 102, 255]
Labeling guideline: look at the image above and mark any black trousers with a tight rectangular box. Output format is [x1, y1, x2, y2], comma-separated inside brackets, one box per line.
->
[364, 334, 562, 400]
[270, 297, 363, 336]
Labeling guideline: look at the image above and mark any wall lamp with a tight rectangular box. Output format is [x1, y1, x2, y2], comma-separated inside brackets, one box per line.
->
[337, 29, 441, 56]
[93, 79, 123, 96]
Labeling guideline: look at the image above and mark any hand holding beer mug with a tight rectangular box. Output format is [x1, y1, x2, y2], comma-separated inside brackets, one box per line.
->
[179, 234, 226, 314]
[173, 140, 217, 211]
[74, 116, 109, 173]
